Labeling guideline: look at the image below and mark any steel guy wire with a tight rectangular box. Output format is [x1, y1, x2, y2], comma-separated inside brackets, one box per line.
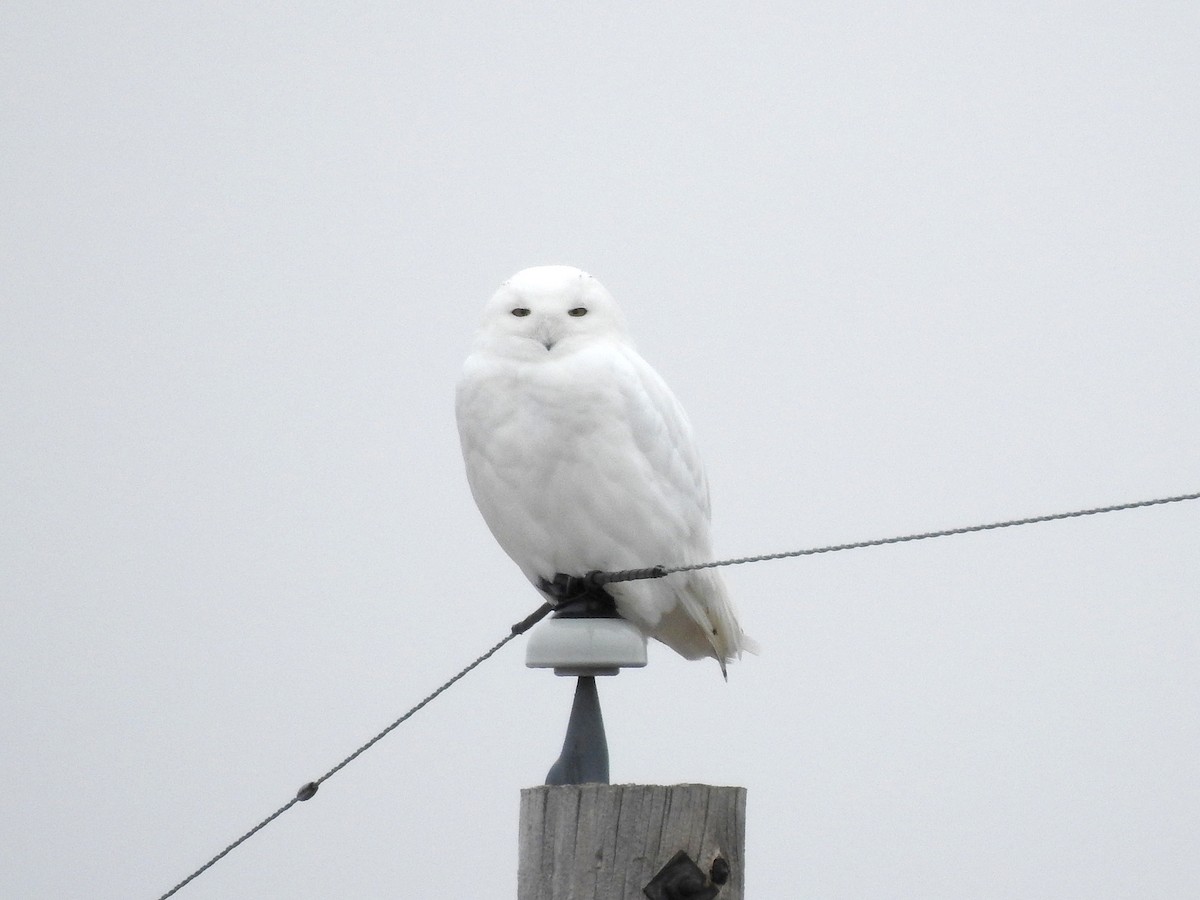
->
[591, 490, 1200, 585]
[155, 602, 552, 900]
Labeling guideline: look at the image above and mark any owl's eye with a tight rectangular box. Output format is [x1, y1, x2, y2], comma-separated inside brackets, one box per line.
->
[511, 307, 531, 317]
[568, 307, 588, 317]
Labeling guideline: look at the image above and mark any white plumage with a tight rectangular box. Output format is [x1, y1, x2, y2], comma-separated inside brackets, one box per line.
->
[455, 265, 753, 674]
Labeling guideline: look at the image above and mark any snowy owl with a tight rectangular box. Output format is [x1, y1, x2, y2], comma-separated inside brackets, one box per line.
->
[455, 265, 753, 674]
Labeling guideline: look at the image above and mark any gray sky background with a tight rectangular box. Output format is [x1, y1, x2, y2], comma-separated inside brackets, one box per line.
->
[3, 4, 1198, 898]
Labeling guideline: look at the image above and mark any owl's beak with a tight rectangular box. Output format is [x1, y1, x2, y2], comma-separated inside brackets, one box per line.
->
[534, 319, 558, 351]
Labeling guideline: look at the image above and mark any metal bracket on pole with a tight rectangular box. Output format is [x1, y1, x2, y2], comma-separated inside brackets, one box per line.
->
[644, 850, 726, 900]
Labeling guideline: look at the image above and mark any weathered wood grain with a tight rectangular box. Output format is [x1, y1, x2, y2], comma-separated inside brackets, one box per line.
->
[518, 783, 746, 899]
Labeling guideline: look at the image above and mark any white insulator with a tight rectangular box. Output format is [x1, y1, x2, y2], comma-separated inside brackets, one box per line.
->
[525, 617, 648, 676]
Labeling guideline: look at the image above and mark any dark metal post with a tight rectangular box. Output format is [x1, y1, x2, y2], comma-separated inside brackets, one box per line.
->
[545, 675, 609, 785]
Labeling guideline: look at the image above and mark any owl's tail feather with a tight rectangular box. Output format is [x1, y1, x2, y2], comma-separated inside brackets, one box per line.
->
[679, 569, 757, 676]
[611, 571, 757, 677]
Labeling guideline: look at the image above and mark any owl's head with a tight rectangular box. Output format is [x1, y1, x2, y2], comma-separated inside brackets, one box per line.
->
[476, 265, 629, 355]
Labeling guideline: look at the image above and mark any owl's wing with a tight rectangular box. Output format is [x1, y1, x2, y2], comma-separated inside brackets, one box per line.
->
[611, 346, 754, 669]
[615, 345, 712, 547]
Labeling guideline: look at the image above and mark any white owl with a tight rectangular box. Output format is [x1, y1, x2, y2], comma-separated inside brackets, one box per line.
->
[455, 265, 754, 674]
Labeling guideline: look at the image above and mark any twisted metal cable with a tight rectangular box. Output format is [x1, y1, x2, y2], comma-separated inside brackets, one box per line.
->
[155, 603, 552, 900]
[592, 490, 1200, 585]
[156, 488, 1199, 897]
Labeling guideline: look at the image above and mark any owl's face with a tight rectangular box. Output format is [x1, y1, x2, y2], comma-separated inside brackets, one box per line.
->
[477, 265, 629, 355]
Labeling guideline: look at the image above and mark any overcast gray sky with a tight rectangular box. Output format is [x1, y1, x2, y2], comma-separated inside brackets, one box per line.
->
[3, 3, 1198, 898]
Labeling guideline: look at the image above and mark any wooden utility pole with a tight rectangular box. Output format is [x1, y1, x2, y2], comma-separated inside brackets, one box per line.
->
[518, 783, 746, 900]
